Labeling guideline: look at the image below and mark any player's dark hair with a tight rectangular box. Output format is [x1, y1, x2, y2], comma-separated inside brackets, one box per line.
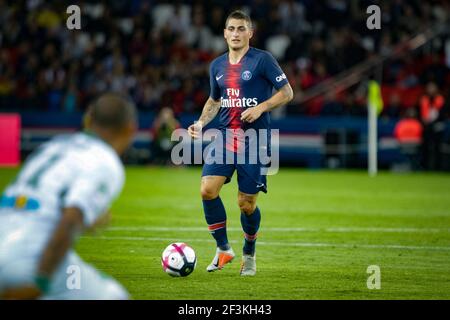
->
[87, 93, 137, 131]
[225, 10, 252, 29]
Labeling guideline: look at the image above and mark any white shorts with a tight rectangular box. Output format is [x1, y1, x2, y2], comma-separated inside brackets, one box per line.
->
[0, 212, 129, 300]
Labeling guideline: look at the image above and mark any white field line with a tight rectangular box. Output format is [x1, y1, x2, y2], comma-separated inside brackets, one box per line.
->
[107, 226, 450, 233]
[83, 235, 450, 252]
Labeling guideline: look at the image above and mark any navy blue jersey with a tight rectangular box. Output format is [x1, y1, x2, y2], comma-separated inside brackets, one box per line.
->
[209, 47, 288, 152]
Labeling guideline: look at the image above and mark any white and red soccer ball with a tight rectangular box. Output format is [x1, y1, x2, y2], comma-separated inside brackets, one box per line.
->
[161, 242, 197, 277]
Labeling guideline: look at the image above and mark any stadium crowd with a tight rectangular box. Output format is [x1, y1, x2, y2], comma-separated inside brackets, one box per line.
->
[0, 0, 449, 119]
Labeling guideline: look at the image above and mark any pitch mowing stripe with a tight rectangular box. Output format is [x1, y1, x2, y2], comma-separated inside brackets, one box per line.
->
[107, 226, 450, 233]
[82, 235, 450, 251]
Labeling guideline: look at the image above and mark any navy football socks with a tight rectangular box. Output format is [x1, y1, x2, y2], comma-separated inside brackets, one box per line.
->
[240, 207, 261, 256]
[203, 197, 230, 251]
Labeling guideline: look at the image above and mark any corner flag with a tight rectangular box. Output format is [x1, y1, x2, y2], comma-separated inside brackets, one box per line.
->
[368, 80, 384, 115]
[367, 80, 383, 177]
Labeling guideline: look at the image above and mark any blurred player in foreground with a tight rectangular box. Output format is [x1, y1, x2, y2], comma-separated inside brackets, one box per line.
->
[188, 11, 293, 276]
[0, 93, 137, 299]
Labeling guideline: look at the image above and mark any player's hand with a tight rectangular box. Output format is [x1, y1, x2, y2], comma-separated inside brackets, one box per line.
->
[0, 285, 42, 300]
[187, 121, 203, 139]
[241, 106, 263, 123]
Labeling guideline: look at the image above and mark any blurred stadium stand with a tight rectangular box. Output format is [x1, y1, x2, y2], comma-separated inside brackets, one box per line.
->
[0, 0, 449, 170]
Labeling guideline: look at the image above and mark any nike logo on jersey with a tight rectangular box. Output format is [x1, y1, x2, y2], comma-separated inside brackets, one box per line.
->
[276, 73, 287, 82]
[216, 74, 224, 81]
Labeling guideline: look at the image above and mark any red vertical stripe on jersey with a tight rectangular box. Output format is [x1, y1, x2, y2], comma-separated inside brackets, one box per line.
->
[225, 63, 243, 152]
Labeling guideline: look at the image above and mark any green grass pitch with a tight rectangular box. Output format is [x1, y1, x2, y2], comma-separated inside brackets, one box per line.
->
[0, 166, 449, 299]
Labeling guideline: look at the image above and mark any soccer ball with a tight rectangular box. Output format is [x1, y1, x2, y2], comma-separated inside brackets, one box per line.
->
[161, 242, 197, 277]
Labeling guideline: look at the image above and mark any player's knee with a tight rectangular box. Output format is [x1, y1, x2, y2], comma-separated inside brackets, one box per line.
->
[102, 279, 129, 300]
[200, 186, 219, 200]
[0, 258, 35, 294]
[239, 200, 256, 215]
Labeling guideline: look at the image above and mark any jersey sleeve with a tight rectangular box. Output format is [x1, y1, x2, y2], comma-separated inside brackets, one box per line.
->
[62, 157, 124, 227]
[209, 62, 221, 100]
[262, 52, 289, 90]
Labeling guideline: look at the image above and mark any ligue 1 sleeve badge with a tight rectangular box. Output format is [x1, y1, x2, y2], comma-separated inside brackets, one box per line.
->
[242, 70, 252, 81]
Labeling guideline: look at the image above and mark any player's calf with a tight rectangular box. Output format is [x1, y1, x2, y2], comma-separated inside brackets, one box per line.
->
[240, 206, 260, 256]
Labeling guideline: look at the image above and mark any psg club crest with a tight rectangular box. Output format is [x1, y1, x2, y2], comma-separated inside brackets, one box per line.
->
[242, 70, 252, 81]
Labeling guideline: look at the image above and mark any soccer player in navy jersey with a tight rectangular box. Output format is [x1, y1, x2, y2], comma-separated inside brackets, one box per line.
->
[188, 10, 293, 276]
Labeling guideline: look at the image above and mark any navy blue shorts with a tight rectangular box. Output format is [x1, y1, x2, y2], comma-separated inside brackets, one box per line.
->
[202, 148, 268, 194]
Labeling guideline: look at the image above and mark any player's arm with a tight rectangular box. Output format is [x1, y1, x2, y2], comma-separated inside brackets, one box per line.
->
[35, 207, 84, 293]
[188, 97, 221, 139]
[188, 61, 221, 139]
[34, 162, 121, 298]
[258, 83, 294, 113]
[1, 207, 85, 299]
[241, 83, 294, 123]
[38, 208, 112, 275]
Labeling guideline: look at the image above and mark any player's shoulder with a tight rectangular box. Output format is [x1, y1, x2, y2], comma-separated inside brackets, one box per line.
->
[249, 47, 277, 63]
[210, 52, 228, 69]
[249, 47, 271, 57]
[71, 132, 124, 177]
